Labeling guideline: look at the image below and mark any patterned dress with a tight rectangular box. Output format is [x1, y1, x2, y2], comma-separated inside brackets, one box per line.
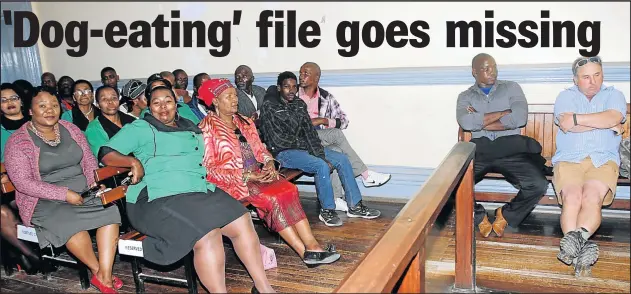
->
[200, 113, 306, 232]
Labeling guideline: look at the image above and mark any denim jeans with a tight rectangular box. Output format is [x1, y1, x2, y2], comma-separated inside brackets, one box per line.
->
[276, 148, 363, 210]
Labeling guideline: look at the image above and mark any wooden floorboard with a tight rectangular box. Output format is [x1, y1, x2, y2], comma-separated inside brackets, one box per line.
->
[2, 194, 629, 293]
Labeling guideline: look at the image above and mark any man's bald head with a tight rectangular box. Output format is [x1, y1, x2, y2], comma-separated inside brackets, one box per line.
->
[234, 65, 254, 91]
[471, 53, 494, 68]
[299, 62, 321, 89]
[160, 71, 176, 88]
[470, 53, 498, 88]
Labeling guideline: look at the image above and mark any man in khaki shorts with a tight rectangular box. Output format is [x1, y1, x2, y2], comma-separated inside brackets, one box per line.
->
[552, 55, 627, 277]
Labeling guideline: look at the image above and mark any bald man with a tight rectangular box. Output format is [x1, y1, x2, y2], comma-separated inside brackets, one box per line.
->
[457, 53, 549, 238]
[234, 65, 266, 119]
[298, 62, 392, 212]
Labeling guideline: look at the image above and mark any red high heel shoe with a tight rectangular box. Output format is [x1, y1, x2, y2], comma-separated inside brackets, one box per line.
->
[90, 275, 118, 293]
[112, 276, 123, 290]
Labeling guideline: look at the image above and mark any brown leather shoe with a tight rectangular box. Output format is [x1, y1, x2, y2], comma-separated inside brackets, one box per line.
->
[492, 207, 508, 237]
[478, 214, 493, 238]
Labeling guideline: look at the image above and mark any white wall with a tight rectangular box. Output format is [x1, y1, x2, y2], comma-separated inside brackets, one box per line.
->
[31, 2, 630, 78]
[29, 2, 631, 169]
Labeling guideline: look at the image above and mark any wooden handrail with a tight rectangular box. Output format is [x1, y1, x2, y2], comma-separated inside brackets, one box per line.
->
[334, 142, 476, 293]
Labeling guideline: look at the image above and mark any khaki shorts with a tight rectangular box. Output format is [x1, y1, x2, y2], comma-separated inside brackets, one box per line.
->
[552, 157, 620, 206]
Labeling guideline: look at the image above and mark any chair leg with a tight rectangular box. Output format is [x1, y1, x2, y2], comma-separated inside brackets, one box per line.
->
[131, 256, 145, 294]
[78, 263, 90, 290]
[184, 251, 198, 294]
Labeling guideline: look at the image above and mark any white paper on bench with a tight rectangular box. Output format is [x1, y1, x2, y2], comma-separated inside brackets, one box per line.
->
[17, 225, 38, 243]
[118, 239, 144, 257]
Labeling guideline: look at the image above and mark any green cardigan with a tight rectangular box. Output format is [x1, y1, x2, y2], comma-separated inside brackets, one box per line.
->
[103, 117, 214, 203]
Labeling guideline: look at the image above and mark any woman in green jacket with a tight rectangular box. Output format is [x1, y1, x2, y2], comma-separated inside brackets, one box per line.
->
[60, 80, 101, 131]
[100, 86, 275, 293]
[85, 86, 135, 157]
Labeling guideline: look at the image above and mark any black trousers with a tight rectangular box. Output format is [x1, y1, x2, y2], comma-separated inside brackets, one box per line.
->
[473, 154, 549, 227]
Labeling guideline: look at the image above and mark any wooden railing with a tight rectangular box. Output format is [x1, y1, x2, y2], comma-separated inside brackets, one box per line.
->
[334, 142, 476, 293]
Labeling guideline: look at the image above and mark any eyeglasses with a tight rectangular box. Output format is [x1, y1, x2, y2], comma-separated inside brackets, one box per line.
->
[74, 89, 92, 96]
[1, 95, 20, 103]
[574, 56, 601, 72]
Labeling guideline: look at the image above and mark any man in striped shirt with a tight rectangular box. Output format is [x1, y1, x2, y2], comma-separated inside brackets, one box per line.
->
[553, 56, 627, 276]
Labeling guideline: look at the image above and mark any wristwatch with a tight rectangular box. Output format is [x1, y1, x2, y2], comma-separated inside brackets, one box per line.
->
[573, 113, 578, 126]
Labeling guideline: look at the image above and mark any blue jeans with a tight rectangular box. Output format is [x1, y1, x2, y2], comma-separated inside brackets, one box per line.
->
[276, 148, 363, 210]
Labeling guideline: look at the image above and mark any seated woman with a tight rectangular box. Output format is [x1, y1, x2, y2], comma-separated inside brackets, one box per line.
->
[85, 86, 136, 157]
[4, 89, 122, 293]
[120, 79, 148, 119]
[1, 83, 40, 274]
[61, 80, 101, 131]
[138, 74, 201, 124]
[99, 85, 275, 293]
[198, 79, 340, 266]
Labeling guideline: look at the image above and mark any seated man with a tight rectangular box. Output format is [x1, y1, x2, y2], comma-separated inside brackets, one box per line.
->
[552, 55, 627, 276]
[234, 65, 266, 120]
[296, 62, 391, 210]
[456, 53, 549, 238]
[259, 71, 381, 227]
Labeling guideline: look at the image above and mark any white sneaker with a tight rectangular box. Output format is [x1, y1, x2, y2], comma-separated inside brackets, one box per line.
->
[334, 198, 349, 212]
[362, 170, 392, 188]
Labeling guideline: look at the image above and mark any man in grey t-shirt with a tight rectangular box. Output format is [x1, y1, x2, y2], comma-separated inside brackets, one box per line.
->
[456, 53, 549, 238]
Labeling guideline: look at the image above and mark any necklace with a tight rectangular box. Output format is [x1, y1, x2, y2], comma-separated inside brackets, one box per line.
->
[29, 121, 61, 146]
[82, 106, 93, 119]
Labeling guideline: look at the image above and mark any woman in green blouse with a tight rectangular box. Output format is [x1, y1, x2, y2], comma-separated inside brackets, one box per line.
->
[60, 80, 101, 131]
[85, 86, 135, 157]
[100, 86, 274, 293]
[138, 75, 201, 124]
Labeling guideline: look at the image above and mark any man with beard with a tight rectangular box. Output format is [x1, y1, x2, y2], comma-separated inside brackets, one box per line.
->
[456, 53, 548, 238]
[57, 76, 75, 112]
[173, 69, 191, 96]
[40, 72, 57, 95]
[234, 65, 266, 119]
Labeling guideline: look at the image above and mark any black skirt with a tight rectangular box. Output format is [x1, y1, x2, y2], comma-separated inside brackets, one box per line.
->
[126, 187, 247, 266]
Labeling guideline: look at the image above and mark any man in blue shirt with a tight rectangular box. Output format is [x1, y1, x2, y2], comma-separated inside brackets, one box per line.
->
[553, 56, 627, 276]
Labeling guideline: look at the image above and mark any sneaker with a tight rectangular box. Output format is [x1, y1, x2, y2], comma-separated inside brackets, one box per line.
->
[347, 201, 381, 219]
[362, 170, 391, 188]
[574, 241, 599, 277]
[557, 230, 586, 265]
[319, 209, 343, 227]
[334, 198, 349, 212]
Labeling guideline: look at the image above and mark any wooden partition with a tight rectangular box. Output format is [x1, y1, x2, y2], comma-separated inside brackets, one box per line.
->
[334, 142, 476, 293]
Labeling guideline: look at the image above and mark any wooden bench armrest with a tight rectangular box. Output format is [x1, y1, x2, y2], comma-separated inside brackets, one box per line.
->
[94, 166, 131, 182]
[279, 168, 303, 182]
[1, 163, 15, 194]
[120, 230, 146, 241]
[100, 186, 127, 205]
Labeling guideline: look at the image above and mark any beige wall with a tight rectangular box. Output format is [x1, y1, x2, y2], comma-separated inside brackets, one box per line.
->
[31, 2, 631, 168]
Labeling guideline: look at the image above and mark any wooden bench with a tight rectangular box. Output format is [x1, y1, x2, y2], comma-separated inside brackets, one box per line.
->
[458, 103, 631, 210]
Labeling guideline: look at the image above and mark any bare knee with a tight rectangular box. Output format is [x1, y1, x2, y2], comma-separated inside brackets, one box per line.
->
[194, 228, 221, 251]
[0, 205, 16, 222]
[561, 186, 583, 208]
[581, 188, 606, 207]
